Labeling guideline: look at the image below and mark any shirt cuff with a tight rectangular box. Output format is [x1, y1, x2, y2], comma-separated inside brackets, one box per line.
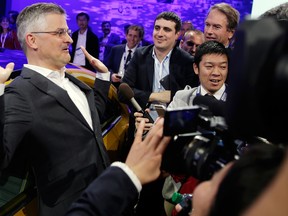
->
[96, 71, 111, 81]
[0, 84, 5, 95]
[111, 161, 142, 193]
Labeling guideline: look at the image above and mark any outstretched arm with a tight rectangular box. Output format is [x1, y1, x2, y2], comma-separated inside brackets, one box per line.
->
[66, 118, 171, 216]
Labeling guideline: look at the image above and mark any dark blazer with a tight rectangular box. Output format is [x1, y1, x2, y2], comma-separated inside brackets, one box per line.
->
[104, 44, 125, 73]
[99, 33, 121, 64]
[0, 68, 110, 216]
[70, 28, 99, 72]
[66, 166, 138, 216]
[120, 44, 199, 109]
[104, 44, 125, 88]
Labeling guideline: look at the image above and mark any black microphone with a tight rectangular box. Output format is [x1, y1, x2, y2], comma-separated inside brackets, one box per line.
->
[118, 83, 154, 123]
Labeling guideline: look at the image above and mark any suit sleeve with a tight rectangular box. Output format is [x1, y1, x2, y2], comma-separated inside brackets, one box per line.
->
[0, 86, 32, 169]
[65, 166, 139, 216]
[93, 78, 111, 118]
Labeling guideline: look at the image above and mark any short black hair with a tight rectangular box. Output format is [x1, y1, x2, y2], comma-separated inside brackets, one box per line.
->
[76, 12, 90, 21]
[101, 21, 111, 27]
[154, 11, 181, 32]
[209, 144, 285, 216]
[259, 2, 288, 20]
[194, 40, 228, 68]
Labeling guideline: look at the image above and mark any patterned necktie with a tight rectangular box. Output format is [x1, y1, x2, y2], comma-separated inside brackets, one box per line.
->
[124, 50, 132, 70]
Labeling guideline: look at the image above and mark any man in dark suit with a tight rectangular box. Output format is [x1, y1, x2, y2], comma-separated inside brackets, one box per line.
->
[119, 11, 198, 216]
[0, 3, 110, 216]
[105, 24, 143, 88]
[99, 21, 121, 63]
[70, 12, 99, 72]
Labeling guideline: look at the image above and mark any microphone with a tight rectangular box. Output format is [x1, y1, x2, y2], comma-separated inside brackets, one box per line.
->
[118, 83, 154, 123]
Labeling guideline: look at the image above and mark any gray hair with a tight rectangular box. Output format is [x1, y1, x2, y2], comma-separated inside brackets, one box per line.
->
[16, 2, 66, 53]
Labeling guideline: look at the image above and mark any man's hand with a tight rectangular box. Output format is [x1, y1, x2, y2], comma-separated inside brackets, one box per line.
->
[111, 73, 122, 83]
[126, 118, 171, 185]
[0, 62, 14, 84]
[134, 110, 154, 131]
[80, 46, 108, 73]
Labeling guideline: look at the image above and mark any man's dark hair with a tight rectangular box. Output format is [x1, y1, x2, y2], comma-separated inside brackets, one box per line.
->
[154, 11, 182, 32]
[259, 2, 288, 20]
[209, 144, 285, 216]
[76, 12, 90, 21]
[127, 25, 144, 39]
[194, 40, 228, 68]
[101, 21, 111, 27]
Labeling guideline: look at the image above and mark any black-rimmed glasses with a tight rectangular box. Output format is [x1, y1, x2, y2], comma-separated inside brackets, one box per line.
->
[31, 29, 72, 37]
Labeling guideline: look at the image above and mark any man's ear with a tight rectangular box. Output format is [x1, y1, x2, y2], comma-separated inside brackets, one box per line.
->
[26, 33, 38, 50]
[228, 29, 235, 41]
[193, 63, 199, 75]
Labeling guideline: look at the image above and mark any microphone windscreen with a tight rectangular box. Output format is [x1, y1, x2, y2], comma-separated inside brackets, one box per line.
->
[119, 83, 134, 100]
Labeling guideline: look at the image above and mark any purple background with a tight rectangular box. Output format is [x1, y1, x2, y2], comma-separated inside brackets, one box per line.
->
[8, 0, 253, 42]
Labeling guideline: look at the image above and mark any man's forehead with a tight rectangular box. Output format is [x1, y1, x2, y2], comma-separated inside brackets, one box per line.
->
[206, 9, 228, 25]
[155, 19, 176, 28]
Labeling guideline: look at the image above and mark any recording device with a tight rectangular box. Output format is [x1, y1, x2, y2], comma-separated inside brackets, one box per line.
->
[118, 83, 154, 123]
[162, 105, 241, 181]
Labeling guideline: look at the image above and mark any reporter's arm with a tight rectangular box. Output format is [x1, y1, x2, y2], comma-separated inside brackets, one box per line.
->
[66, 119, 171, 215]
[149, 91, 171, 104]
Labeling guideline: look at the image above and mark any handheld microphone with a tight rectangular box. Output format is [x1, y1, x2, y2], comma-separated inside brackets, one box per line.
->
[119, 83, 154, 123]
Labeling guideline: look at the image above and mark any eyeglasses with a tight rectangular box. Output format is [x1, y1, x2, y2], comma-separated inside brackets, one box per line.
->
[31, 29, 72, 37]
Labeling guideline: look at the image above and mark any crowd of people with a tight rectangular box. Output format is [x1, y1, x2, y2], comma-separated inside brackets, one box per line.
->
[1, 1, 288, 216]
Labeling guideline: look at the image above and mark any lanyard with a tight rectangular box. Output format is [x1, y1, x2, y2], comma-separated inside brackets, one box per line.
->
[1, 33, 7, 48]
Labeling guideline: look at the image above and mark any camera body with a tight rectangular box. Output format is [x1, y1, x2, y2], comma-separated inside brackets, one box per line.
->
[162, 105, 241, 181]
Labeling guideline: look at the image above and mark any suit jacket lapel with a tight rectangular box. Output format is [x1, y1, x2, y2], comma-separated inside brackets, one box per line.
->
[146, 48, 154, 90]
[65, 73, 99, 131]
[22, 68, 94, 130]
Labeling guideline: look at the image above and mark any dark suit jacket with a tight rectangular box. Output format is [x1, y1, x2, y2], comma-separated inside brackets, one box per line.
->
[105, 44, 125, 73]
[99, 33, 121, 64]
[0, 68, 110, 216]
[66, 166, 138, 216]
[70, 28, 99, 72]
[120, 44, 199, 109]
[104, 44, 126, 88]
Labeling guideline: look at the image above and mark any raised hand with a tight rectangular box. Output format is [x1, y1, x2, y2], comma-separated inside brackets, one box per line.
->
[80, 46, 108, 73]
[0, 62, 15, 84]
[125, 118, 171, 185]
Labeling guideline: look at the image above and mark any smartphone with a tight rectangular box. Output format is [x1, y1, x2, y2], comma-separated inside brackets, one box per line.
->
[154, 104, 166, 117]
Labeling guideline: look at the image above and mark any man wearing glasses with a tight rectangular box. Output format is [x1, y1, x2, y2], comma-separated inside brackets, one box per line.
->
[179, 29, 205, 56]
[0, 3, 111, 216]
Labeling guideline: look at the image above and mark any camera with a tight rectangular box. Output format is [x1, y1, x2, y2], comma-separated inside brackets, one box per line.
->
[161, 105, 241, 181]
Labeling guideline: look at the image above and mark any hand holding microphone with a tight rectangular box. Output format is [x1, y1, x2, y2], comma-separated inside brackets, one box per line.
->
[118, 83, 154, 124]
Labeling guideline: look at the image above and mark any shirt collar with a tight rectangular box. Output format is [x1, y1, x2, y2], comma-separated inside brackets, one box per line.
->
[125, 44, 138, 53]
[78, 29, 88, 36]
[200, 84, 226, 100]
[24, 64, 66, 80]
[152, 47, 172, 62]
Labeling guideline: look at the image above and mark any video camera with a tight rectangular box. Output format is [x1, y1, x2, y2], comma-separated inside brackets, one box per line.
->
[161, 105, 242, 181]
